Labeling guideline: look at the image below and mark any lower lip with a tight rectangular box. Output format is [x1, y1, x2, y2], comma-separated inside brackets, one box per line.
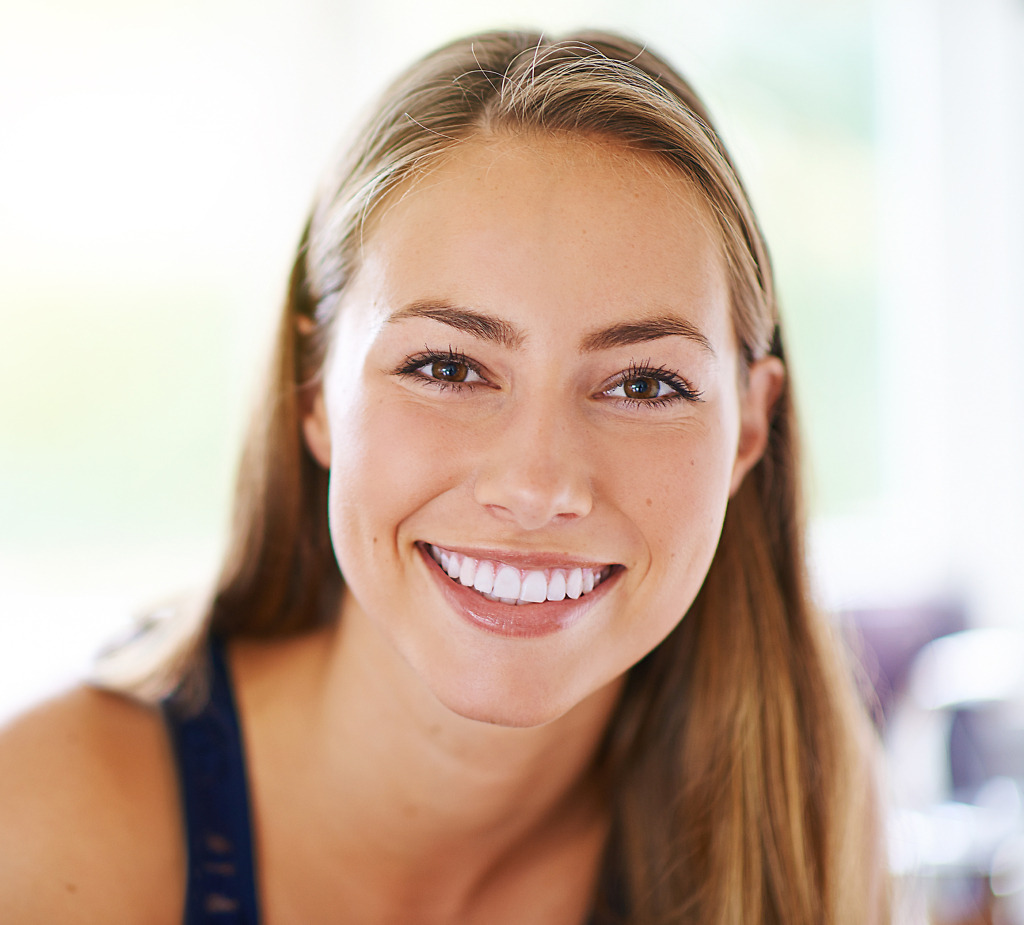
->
[418, 545, 619, 639]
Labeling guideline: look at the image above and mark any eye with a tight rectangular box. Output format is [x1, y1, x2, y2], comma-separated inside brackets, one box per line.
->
[426, 357, 475, 383]
[601, 363, 703, 408]
[608, 376, 677, 401]
[394, 349, 488, 389]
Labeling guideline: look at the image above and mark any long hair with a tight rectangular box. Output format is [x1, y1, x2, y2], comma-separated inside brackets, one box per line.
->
[98, 30, 886, 924]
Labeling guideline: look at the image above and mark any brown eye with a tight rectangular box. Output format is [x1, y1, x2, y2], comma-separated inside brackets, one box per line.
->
[430, 359, 469, 382]
[622, 376, 661, 399]
[601, 367, 700, 406]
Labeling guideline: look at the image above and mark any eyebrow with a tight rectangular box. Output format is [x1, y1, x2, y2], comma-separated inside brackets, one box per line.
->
[387, 300, 713, 355]
[578, 315, 714, 355]
[387, 300, 524, 349]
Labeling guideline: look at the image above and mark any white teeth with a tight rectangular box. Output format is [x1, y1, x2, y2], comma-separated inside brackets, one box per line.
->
[566, 568, 583, 600]
[472, 560, 495, 595]
[547, 570, 567, 601]
[428, 545, 610, 606]
[492, 566, 521, 600]
[458, 557, 477, 587]
[520, 571, 548, 603]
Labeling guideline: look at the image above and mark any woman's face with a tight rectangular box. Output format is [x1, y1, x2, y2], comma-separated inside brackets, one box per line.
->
[304, 135, 782, 727]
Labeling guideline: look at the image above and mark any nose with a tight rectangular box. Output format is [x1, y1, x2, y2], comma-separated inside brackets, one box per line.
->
[472, 399, 594, 530]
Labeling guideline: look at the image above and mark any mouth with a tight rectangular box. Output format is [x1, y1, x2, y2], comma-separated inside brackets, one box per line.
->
[417, 542, 622, 638]
[423, 543, 616, 605]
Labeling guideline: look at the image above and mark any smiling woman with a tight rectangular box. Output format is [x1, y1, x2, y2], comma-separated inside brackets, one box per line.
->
[0, 29, 888, 925]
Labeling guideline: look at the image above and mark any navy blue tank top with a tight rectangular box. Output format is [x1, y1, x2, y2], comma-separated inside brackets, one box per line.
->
[163, 637, 260, 924]
[163, 637, 625, 924]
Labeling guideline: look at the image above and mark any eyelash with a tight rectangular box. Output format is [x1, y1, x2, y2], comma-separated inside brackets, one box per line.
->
[605, 362, 704, 408]
[393, 349, 703, 407]
[394, 348, 486, 392]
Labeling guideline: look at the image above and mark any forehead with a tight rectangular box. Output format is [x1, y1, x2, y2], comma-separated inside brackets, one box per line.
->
[352, 133, 732, 347]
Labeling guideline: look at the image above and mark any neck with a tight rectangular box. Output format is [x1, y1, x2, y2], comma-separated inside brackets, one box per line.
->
[231, 607, 622, 922]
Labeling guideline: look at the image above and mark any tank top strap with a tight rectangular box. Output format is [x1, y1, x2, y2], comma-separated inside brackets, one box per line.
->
[163, 636, 261, 925]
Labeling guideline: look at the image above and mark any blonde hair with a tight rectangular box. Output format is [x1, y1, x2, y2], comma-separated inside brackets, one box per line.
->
[100, 29, 887, 924]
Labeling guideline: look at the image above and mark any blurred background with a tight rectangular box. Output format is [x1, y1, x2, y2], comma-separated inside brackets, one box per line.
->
[2, 0, 1023, 920]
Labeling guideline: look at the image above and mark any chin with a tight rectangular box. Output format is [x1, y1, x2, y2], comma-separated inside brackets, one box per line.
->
[425, 667, 620, 730]
[442, 698, 566, 729]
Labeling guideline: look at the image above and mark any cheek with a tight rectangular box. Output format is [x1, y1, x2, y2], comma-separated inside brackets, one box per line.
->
[602, 417, 739, 656]
[605, 420, 738, 554]
[323, 391, 470, 562]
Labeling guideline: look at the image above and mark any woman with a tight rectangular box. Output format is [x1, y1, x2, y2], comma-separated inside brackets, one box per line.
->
[0, 29, 887, 924]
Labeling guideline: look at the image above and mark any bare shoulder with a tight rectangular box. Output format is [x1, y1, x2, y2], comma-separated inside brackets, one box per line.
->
[0, 686, 183, 923]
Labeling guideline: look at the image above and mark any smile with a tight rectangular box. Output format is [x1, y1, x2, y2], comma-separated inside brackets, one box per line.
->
[424, 543, 614, 606]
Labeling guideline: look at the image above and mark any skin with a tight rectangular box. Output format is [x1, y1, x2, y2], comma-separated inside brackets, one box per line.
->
[301, 134, 783, 729]
[0, 133, 783, 924]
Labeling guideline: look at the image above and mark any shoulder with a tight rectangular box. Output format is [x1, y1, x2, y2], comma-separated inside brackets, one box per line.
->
[0, 685, 184, 923]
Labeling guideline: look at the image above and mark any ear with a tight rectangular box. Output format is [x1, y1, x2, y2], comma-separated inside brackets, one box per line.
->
[301, 385, 332, 469]
[729, 356, 785, 496]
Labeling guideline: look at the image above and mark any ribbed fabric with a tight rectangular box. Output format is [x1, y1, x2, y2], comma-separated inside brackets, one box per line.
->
[164, 637, 260, 925]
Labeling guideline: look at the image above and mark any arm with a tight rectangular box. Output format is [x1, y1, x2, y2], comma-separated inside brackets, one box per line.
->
[0, 687, 184, 923]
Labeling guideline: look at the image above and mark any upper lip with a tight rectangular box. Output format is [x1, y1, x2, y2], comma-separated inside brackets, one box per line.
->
[418, 541, 617, 571]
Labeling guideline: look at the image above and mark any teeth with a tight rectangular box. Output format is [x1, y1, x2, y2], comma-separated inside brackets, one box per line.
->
[428, 545, 611, 606]
[472, 560, 495, 595]
[566, 568, 583, 600]
[492, 566, 521, 600]
[546, 570, 567, 601]
[520, 571, 547, 603]
[458, 557, 477, 587]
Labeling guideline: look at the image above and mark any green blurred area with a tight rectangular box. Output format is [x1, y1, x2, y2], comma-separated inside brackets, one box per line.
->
[0, 279, 247, 550]
[713, 6, 881, 516]
[755, 127, 880, 516]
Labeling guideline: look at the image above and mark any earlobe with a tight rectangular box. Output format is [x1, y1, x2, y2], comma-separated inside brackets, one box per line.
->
[301, 387, 332, 469]
[729, 356, 785, 496]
